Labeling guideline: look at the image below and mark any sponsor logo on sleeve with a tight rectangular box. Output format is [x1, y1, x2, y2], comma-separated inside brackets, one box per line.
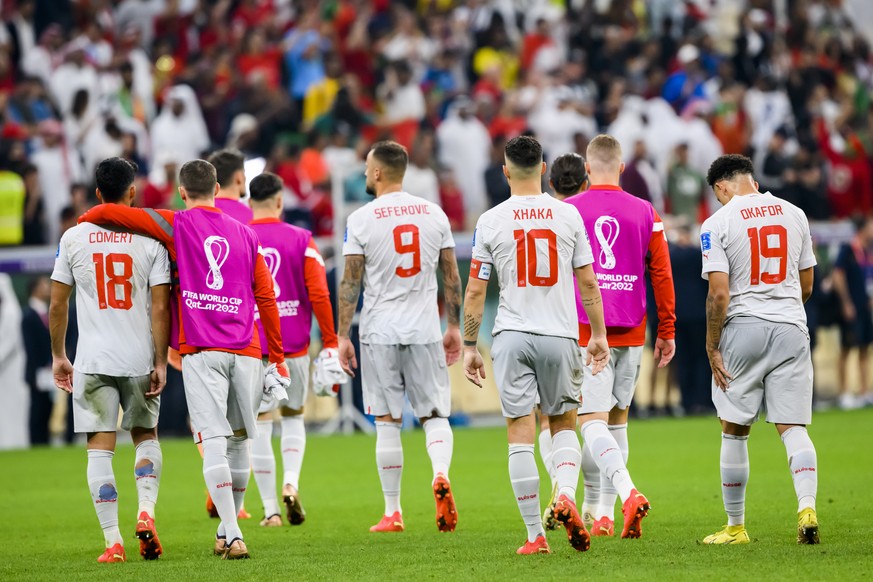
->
[701, 232, 712, 252]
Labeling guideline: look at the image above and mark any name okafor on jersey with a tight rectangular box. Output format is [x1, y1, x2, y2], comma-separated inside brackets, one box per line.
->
[700, 192, 816, 328]
[51, 222, 171, 376]
[470, 193, 594, 340]
[343, 191, 455, 344]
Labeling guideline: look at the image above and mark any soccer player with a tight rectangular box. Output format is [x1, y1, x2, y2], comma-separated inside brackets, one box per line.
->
[700, 154, 820, 545]
[564, 135, 673, 539]
[337, 141, 462, 533]
[463, 135, 609, 555]
[247, 172, 343, 527]
[78, 159, 289, 560]
[49, 157, 171, 563]
[209, 148, 254, 224]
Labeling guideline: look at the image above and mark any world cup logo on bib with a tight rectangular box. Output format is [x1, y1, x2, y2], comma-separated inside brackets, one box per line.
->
[260, 247, 282, 298]
[594, 216, 620, 270]
[204, 235, 230, 290]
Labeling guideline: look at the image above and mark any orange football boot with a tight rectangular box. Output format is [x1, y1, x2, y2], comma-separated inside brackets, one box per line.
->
[97, 543, 126, 563]
[591, 516, 615, 536]
[369, 511, 405, 532]
[516, 534, 551, 555]
[621, 489, 650, 539]
[135, 512, 163, 560]
[553, 494, 591, 552]
[433, 474, 458, 532]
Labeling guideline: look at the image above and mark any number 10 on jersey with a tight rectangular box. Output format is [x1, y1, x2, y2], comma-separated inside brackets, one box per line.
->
[514, 229, 558, 287]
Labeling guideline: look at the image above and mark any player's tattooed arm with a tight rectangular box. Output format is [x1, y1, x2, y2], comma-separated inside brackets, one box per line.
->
[462, 277, 487, 345]
[337, 255, 365, 337]
[439, 248, 462, 328]
[705, 272, 733, 390]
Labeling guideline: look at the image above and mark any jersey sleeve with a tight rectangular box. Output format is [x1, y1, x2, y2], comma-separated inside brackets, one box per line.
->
[51, 232, 74, 286]
[303, 238, 338, 349]
[798, 213, 817, 270]
[79, 205, 176, 253]
[148, 241, 171, 287]
[438, 209, 455, 250]
[647, 210, 676, 339]
[469, 219, 493, 281]
[571, 212, 594, 269]
[342, 212, 366, 256]
[700, 217, 729, 279]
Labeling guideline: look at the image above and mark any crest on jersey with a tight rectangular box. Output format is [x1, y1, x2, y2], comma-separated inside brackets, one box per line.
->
[594, 216, 620, 270]
[260, 247, 282, 297]
[701, 232, 712, 251]
[204, 235, 230, 290]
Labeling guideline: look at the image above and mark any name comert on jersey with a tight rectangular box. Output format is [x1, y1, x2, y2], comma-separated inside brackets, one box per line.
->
[89, 232, 134, 244]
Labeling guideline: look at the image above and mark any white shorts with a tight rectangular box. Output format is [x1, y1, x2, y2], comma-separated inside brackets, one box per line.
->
[492, 331, 584, 418]
[258, 355, 310, 413]
[360, 342, 450, 419]
[182, 351, 262, 442]
[714, 316, 813, 426]
[578, 346, 643, 414]
[72, 372, 159, 433]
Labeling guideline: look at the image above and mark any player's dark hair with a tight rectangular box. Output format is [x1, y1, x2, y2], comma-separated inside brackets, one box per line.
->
[505, 135, 543, 170]
[550, 153, 588, 195]
[706, 154, 755, 188]
[249, 172, 283, 202]
[207, 148, 245, 188]
[179, 159, 217, 199]
[371, 140, 408, 179]
[95, 157, 138, 203]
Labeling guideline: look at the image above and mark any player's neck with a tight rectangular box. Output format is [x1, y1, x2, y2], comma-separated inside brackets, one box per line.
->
[375, 184, 403, 198]
[251, 208, 280, 221]
[587, 173, 619, 187]
[185, 198, 216, 209]
[215, 188, 241, 201]
[509, 180, 543, 196]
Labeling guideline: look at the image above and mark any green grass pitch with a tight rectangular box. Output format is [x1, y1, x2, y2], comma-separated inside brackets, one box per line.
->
[2, 408, 871, 581]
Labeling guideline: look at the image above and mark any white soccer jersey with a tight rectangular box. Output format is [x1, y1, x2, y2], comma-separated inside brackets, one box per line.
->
[471, 193, 594, 339]
[343, 191, 455, 344]
[700, 192, 816, 328]
[51, 222, 171, 376]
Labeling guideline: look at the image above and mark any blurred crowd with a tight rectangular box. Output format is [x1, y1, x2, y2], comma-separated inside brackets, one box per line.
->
[3, 0, 873, 446]
[0, 0, 872, 243]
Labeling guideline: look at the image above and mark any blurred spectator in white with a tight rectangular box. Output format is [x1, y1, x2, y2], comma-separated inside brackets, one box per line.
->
[321, 124, 359, 185]
[5, 0, 37, 74]
[744, 75, 793, 156]
[49, 42, 98, 115]
[114, 0, 163, 50]
[0, 274, 28, 450]
[82, 116, 124, 177]
[150, 84, 210, 167]
[380, 7, 435, 78]
[31, 119, 83, 244]
[76, 21, 113, 70]
[378, 61, 426, 124]
[20, 23, 63, 85]
[529, 85, 596, 162]
[403, 131, 440, 205]
[666, 142, 705, 224]
[437, 96, 490, 227]
[63, 89, 99, 160]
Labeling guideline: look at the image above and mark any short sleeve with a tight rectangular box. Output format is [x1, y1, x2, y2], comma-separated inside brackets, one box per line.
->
[343, 212, 366, 255]
[438, 210, 455, 249]
[571, 213, 594, 269]
[469, 219, 493, 281]
[149, 241, 171, 287]
[700, 218, 729, 279]
[50, 233, 74, 286]
[798, 214, 817, 271]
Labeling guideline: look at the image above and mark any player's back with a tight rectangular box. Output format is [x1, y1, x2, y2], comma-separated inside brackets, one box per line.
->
[701, 192, 815, 326]
[215, 196, 254, 224]
[343, 191, 454, 344]
[54, 222, 170, 377]
[473, 193, 592, 339]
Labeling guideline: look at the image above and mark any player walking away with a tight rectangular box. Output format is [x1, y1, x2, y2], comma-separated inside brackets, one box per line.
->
[337, 141, 463, 534]
[247, 172, 346, 527]
[463, 135, 609, 555]
[49, 158, 171, 563]
[564, 135, 674, 539]
[78, 160, 290, 560]
[209, 148, 254, 224]
[701, 154, 820, 545]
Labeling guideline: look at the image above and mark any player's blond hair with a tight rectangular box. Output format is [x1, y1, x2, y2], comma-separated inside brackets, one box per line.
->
[586, 134, 623, 173]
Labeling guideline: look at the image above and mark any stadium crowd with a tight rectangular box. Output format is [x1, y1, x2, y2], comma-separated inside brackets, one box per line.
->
[2, 0, 873, 448]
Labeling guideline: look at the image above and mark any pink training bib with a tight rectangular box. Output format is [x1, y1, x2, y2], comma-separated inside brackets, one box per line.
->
[174, 208, 259, 349]
[565, 186, 654, 328]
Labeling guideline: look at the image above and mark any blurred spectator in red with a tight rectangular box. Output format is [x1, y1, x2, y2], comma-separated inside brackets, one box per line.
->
[488, 93, 527, 140]
[520, 18, 555, 72]
[710, 82, 749, 155]
[816, 116, 873, 219]
[237, 27, 282, 91]
[142, 154, 178, 209]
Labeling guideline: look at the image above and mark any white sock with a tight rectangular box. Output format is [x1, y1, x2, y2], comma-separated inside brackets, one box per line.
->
[227, 436, 251, 516]
[423, 417, 453, 481]
[281, 416, 306, 490]
[202, 437, 241, 541]
[88, 449, 122, 547]
[596, 423, 629, 521]
[375, 421, 403, 515]
[134, 439, 162, 517]
[580, 435, 600, 519]
[252, 419, 280, 517]
[781, 427, 817, 512]
[580, 420, 635, 520]
[720, 433, 749, 527]
[538, 428, 557, 490]
[551, 429, 582, 501]
[508, 443, 544, 543]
